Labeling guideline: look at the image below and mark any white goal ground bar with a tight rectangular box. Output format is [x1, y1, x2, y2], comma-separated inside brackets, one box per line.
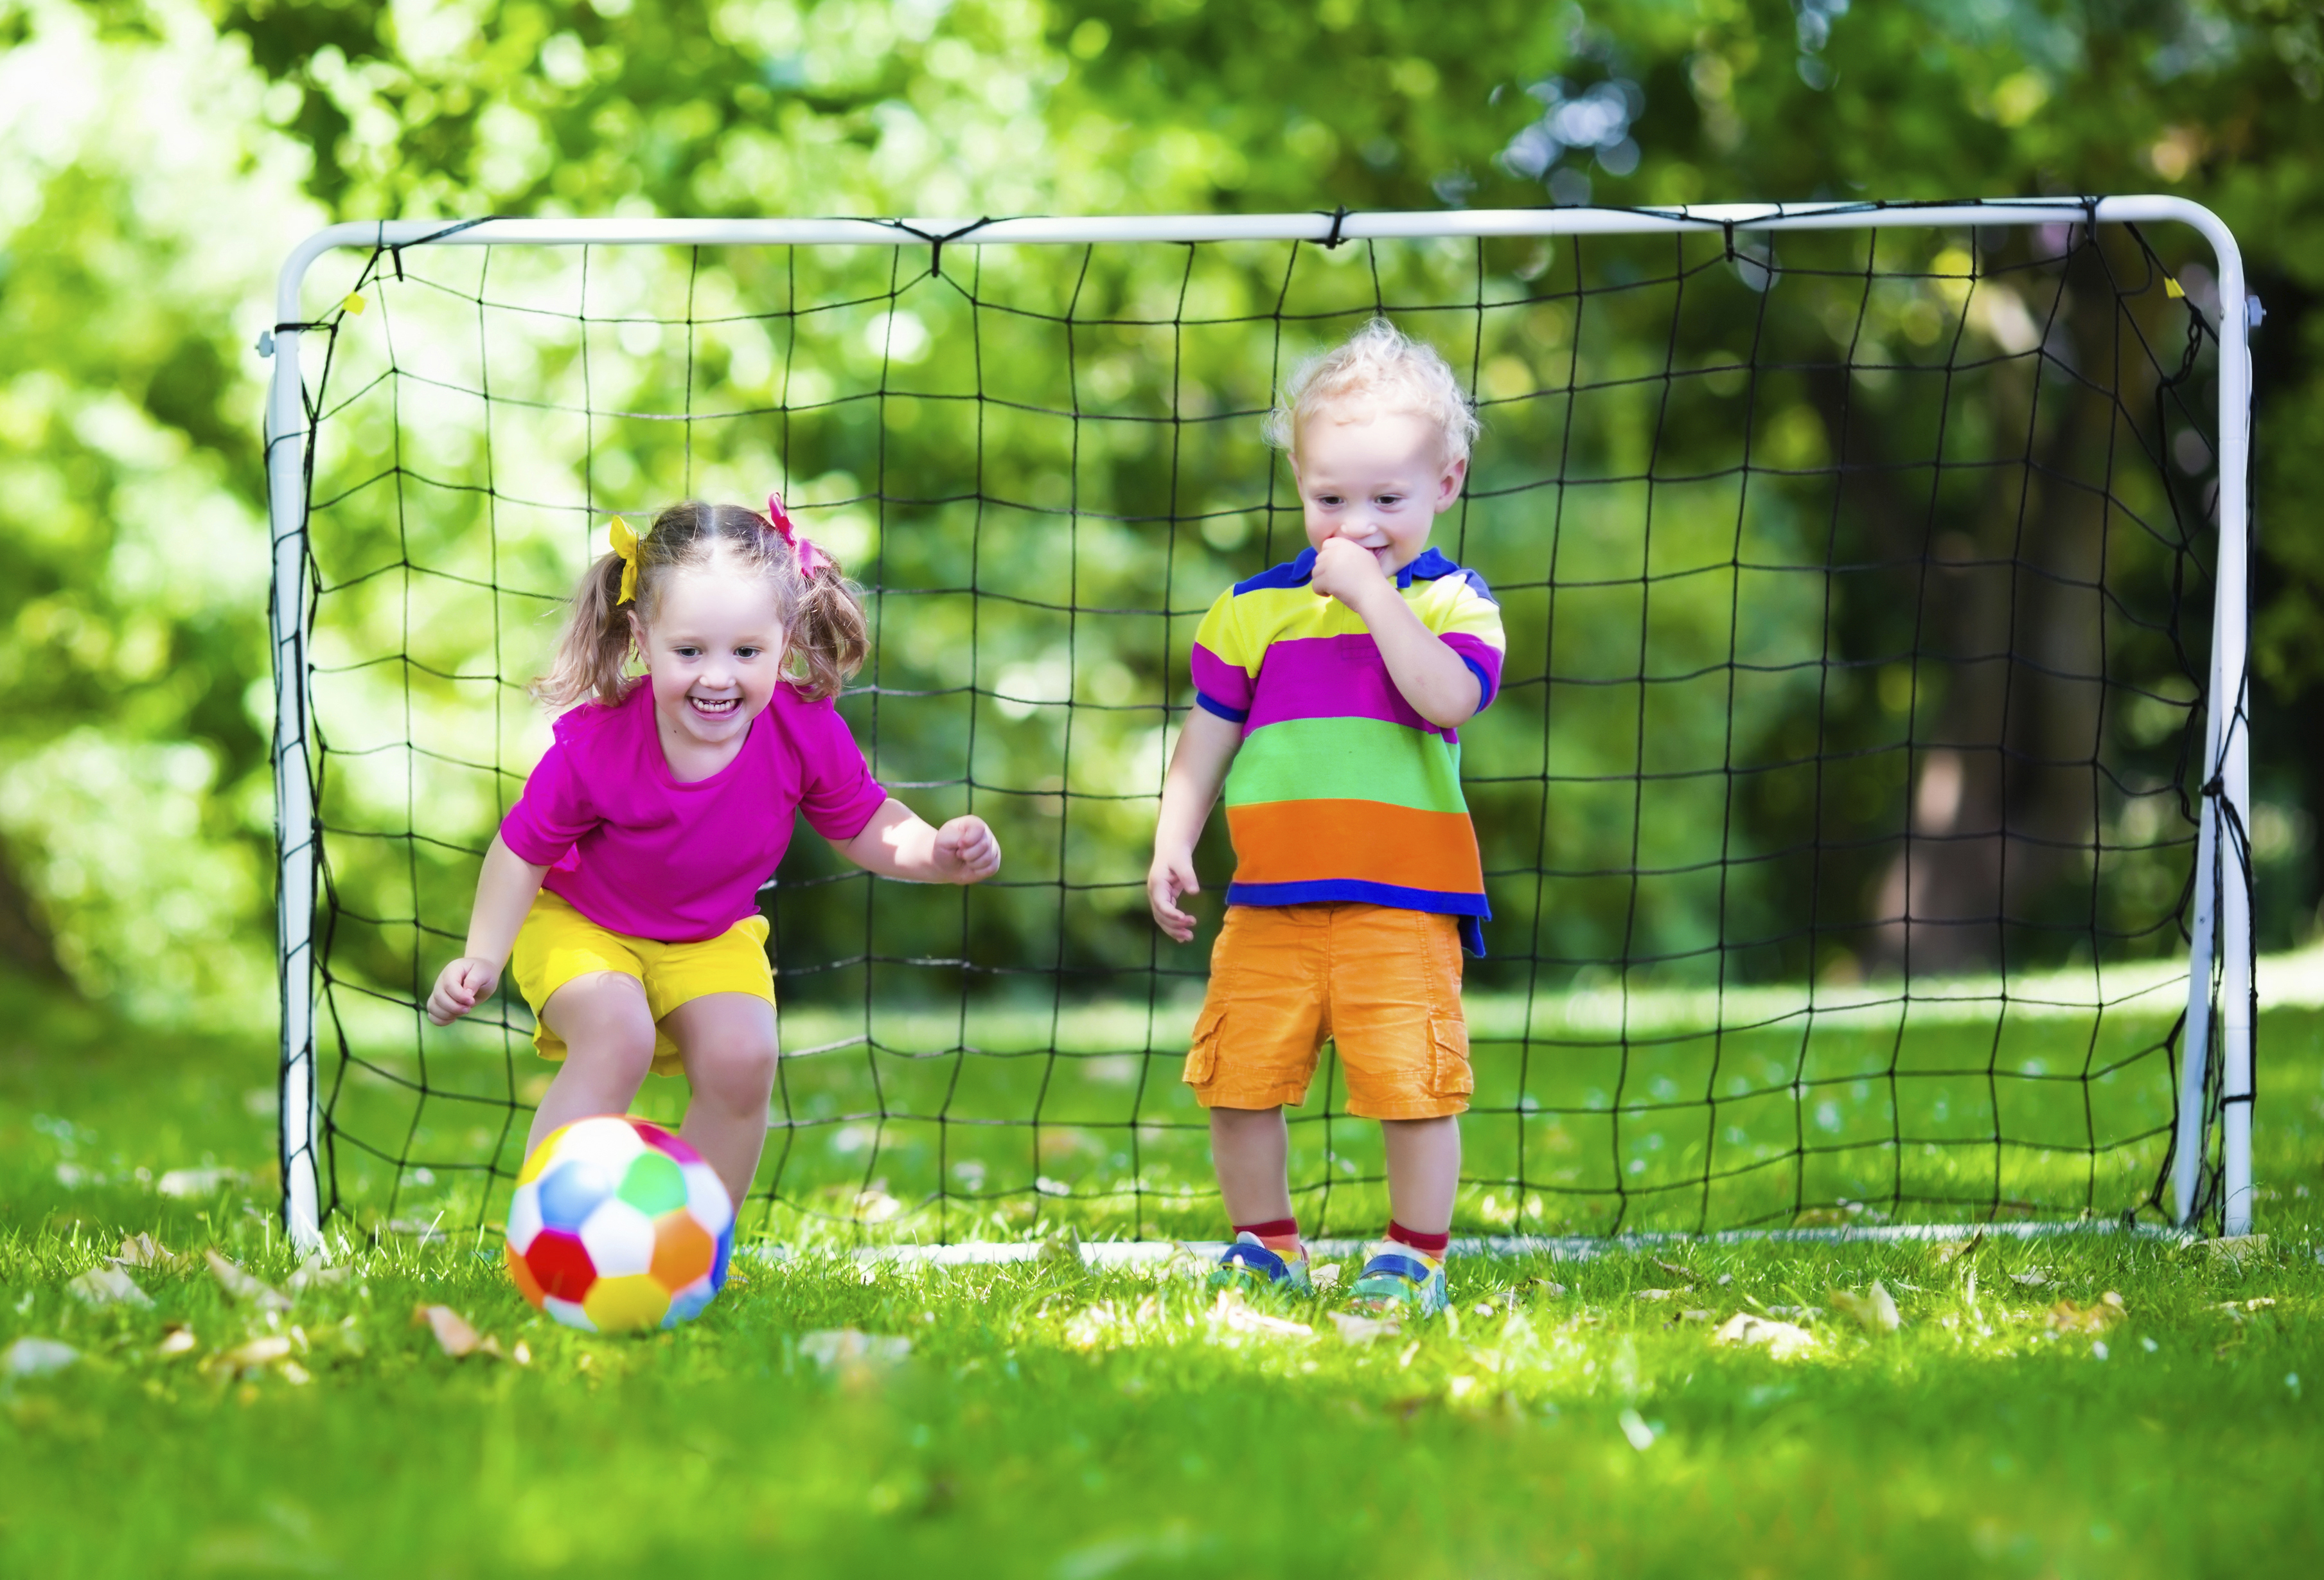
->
[792, 1220, 2188, 1273]
[262, 198, 2257, 1253]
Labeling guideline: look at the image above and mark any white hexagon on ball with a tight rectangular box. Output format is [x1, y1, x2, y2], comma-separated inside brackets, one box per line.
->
[681, 1161, 734, 1239]
[506, 1181, 544, 1256]
[555, 1115, 647, 1173]
[576, 1197, 655, 1278]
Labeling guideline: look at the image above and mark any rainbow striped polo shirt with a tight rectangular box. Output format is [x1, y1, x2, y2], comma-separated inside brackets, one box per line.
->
[1190, 546, 1505, 954]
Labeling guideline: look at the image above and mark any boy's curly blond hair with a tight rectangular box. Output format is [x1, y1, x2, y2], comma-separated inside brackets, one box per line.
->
[1261, 317, 1480, 464]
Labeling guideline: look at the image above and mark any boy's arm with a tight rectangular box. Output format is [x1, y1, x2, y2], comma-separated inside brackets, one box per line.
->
[427, 833, 551, 1025]
[833, 798, 1002, 883]
[1308, 539, 1482, 729]
[1148, 709, 1244, 943]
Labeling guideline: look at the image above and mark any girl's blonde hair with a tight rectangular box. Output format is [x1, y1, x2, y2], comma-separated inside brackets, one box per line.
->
[533, 499, 870, 711]
[1261, 317, 1480, 463]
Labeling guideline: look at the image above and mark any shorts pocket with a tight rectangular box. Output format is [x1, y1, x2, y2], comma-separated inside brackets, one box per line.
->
[1183, 1004, 1225, 1088]
[1429, 1015, 1474, 1099]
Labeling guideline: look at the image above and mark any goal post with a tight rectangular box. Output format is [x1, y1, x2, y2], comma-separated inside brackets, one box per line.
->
[263, 198, 2257, 1253]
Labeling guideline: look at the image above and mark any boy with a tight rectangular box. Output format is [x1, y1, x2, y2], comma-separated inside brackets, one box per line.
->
[1148, 317, 1503, 1315]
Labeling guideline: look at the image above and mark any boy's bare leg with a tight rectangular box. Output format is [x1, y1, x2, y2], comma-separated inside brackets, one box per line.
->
[666, 992, 779, 1207]
[1382, 1115, 1461, 1238]
[529, 971, 658, 1161]
[1209, 1105, 1295, 1226]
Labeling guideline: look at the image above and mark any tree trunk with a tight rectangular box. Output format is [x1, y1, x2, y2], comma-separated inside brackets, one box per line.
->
[1868, 272, 2120, 975]
[0, 830, 68, 984]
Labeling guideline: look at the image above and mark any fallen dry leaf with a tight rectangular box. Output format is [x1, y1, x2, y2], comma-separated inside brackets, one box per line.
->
[288, 1256, 349, 1293]
[1329, 1311, 1399, 1345]
[1651, 1258, 1697, 1284]
[1207, 1290, 1313, 1338]
[1310, 1263, 1344, 1290]
[2010, 1270, 2052, 1288]
[1633, 1288, 1687, 1302]
[155, 1326, 198, 1358]
[209, 1335, 295, 1376]
[2213, 1297, 2276, 1319]
[205, 1250, 290, 1313]
[1678, 1309, 1716, 1323]
[412, 1304, 483, 1358]
[1932, 1230, 1986, 1267]
[2048, 1292, 2127, 1335]
[68, 1265, 152, 1309]
[1829, 1281, 1902, 1335]
[1527, 1277, 1568, 1297]
[114, 1233, 188, 1272]
[1714, 1313, 1815, 1358]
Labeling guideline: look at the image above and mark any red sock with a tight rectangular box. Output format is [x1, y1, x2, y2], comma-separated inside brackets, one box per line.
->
[1387, 1221, 1449, 1260]
[1234, 1218, 1304, 1256]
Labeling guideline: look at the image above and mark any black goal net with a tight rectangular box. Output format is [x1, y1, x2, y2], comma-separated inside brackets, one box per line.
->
[271, 204, 2240, 1244]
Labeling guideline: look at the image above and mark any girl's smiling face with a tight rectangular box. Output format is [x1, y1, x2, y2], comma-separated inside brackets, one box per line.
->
[628, 555, 786, 776]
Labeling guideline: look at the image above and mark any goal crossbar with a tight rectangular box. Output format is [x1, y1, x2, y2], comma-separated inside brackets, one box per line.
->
[262, 197, 2256, 1254]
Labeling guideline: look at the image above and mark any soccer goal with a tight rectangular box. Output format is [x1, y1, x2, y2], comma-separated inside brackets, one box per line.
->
[262, 199, 2256, 1255]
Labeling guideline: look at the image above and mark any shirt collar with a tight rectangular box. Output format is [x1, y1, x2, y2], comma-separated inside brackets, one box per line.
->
[1288, 545, 1459, 590]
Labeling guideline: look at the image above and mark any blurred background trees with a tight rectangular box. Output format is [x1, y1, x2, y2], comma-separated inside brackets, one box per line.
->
[3, 0, 2320, 1020]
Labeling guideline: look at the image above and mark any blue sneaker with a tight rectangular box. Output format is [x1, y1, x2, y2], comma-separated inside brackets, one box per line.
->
[1209, 1231, 1312, 1293]
[1345, 1242, 1448, 1316]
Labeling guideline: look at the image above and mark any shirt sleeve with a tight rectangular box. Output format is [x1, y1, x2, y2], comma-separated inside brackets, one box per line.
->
[1188, 587, 1254, 723]
[500, 729, 596, 867]
[1430, 570, 1507, 713]
[793, 695, 891, 842]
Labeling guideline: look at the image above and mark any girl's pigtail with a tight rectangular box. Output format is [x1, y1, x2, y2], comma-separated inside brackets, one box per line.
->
[786, 559, 869, 702]
[532, 549, 636, 711]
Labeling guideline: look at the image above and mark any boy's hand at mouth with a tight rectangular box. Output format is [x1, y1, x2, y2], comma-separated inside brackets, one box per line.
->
[1309, 536, 1396, 610]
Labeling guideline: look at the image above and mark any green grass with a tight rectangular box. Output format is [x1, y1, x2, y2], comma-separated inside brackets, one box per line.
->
[4, 975, 2321, 1576]
[325, 962, 2215, 1240]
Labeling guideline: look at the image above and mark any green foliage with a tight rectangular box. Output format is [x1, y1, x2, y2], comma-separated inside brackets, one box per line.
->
[4, 0, 2324, 1020]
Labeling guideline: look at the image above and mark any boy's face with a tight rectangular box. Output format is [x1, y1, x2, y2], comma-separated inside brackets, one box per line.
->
[1292, 406, 1468, 576]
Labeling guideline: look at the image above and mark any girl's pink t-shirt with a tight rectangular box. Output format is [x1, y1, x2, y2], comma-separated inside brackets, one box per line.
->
[499, 681, 889, 943]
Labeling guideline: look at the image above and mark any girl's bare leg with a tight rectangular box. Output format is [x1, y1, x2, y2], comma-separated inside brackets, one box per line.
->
[665, 992, 779, 1205]
[1209, 1105, 1295, 1227]
[528, 971, 658, 1160]
[1381, 1115, 1460, 1237]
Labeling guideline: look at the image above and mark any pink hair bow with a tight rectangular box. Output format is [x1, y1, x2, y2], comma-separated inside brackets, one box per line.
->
[767, 492, 831, 578]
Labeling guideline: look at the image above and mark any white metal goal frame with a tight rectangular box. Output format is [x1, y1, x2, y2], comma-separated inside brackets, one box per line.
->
[260, 197, 2258, 1253]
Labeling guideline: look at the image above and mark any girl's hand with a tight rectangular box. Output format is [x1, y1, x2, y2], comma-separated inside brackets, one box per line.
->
[931, 815, 1002, 883]
[427, 957, 502, 1025]
[1148, 849, 1202, 943]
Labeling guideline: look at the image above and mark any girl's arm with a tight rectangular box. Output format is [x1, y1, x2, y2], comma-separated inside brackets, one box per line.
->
[426, 834, 551, 1025]
[834, 799, 1002, 883]
[1147, 708, 1243, 943]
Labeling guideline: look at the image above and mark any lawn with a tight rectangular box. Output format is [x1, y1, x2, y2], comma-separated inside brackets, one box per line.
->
[324, 959, 2228, 1241]
[3, 974, 2321, 1577]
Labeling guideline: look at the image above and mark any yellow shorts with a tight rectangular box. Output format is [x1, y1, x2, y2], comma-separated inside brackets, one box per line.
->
[508, 891, 775, 1076]
[1184, 903, 1472, 1121]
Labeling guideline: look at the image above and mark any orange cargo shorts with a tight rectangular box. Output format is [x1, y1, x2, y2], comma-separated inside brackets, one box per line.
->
[1184, 903, 1472, 1121]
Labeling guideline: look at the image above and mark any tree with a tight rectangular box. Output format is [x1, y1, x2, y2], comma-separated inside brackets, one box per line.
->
[2, 0, 2318, 1018]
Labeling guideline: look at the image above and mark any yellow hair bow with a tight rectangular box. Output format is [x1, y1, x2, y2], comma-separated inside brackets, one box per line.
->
[608, 517, 641, 605]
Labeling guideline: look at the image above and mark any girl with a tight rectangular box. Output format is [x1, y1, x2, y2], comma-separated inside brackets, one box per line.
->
[427, 497, 1000, 1205]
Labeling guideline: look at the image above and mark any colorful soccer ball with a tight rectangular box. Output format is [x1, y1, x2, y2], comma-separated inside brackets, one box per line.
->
[506, 1116, 734, 1333]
